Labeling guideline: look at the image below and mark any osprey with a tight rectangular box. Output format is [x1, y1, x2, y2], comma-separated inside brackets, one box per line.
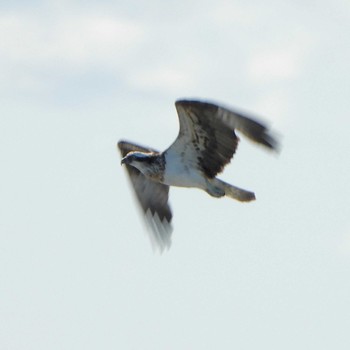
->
[118, 99, 278, 251]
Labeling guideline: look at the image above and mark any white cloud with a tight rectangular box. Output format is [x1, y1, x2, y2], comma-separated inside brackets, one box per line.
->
[246, 30, 313, 84]
[128, 65, 196, 93]
[0, 13, 145, 66]
[55, 16, 144, 64]
[212, 2, 259, 26]
[248, 48, 302, 82]
[0, 12, 147, 96]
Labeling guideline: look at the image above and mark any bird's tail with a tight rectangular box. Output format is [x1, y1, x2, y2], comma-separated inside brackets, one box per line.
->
[210, 178, 256, 202]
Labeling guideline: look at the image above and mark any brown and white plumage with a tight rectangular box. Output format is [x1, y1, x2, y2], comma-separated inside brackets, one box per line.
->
[118, 99, 279, 251]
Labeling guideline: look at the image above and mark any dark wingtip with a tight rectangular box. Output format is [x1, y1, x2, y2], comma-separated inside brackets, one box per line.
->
[238, 118, 281, 153]
[117, 140, 124, 152]
[260, 132, 280, 152]
[117, 140, 127, 149]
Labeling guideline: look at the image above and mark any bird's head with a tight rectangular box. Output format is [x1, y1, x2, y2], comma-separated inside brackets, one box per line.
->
[121, 151, 159, 174]
[121, 151, 153, 165]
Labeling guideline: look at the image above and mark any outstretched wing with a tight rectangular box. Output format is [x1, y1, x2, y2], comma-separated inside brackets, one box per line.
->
[165, 100, 278, 179]
[118, 140, 173, 251]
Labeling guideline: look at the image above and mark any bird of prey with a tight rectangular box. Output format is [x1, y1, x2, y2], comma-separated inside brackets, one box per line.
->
[118, 99, 278, 251]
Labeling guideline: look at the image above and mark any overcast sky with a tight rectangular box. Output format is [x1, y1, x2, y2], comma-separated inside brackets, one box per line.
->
[1, 1, 350, 349]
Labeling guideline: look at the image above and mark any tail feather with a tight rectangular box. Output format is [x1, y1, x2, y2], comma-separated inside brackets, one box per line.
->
[210, 178, 256, 202]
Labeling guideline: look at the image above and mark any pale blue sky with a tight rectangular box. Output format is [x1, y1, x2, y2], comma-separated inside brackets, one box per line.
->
[1, 1, 350, 349]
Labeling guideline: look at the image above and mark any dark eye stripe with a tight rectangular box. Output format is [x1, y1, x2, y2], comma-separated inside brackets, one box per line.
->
[137, 157, 150, 162]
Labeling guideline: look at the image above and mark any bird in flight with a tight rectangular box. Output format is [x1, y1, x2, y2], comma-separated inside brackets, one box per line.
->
[118, 99, 279, 251]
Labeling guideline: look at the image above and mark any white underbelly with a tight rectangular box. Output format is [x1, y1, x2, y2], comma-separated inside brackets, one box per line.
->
[162, 162, 206, 189]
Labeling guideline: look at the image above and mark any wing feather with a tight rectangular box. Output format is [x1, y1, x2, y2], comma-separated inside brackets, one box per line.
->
[166, 100, 278, 178]
[118, 140, 173, 251]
